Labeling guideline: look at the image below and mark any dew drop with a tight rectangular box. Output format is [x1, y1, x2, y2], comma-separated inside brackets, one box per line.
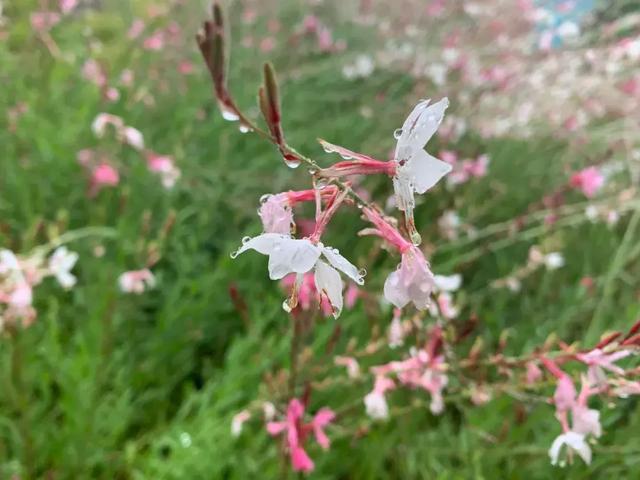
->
[322, 145, 333, 154]
[238, 124, 252, 133]
[358, 268, 367, 277]
[315, 178, 329, 189]
[410, 231, 422, 246]
[260, 194, 271, 203]
[308, 169, 318, 175]
[179, 432, 192, 448]
[282, 299, 292, 313]
[242, 236, 252, 244]
[393, 128, 403, 139]
[284, 157, 302, 169]
[219, 102, 240, 121]
[230, 250, 239, 259]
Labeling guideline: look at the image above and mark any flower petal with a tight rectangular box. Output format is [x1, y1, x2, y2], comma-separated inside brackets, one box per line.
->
[319, 139, 385, 163]
[321, 246, 364, 285]
[405, 149, 452, 194]
[234, 233, 284, 256]
[396, 98, 449, 156]
[315, 260, 343, 319]
[268, 238, 321, 280]
[433, 274, 462, 292]
[383, 269, 411, 309]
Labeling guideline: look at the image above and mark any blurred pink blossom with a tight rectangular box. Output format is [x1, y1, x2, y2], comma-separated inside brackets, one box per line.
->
[570, 166, 604, 198]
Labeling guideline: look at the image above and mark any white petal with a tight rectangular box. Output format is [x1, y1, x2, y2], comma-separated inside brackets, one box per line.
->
[565, 432, 592, 465]
[405, 149, 452, 194]
[433, 274, 462, 292]
[392, 174, 415, 213]
[234, 233, 285, 256]
[267, 238, 320, 280]
[321, 246, 364, 285]
[383, 269, 410, 309]
[548, 434, 565, 466]
[314, 260, 343, 318]
[396, 98, 449, 156]
[56, 271, 77, 289]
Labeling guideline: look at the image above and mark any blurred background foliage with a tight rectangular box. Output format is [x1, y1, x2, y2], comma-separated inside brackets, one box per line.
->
[0, 0, 639, 478]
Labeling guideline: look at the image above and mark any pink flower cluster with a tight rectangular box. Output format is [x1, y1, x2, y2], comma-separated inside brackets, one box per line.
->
[266, 399, 335, 473]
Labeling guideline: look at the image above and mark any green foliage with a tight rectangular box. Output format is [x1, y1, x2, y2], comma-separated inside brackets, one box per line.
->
[0, 1, 639, 479]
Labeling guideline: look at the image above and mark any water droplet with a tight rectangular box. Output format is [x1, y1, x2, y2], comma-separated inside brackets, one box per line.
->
[230, 251, 239, 259]
[260, 194, 271, 203]
[393, 128, 403, 139]
[410, 231, 422, 246]
[238, 124, 252, 133]
[242, 236, 252, 244]
[218, 101, 240, 121]
[339, 153, 353, 160]
[358, 268, 367, 277]
[284, 157, 302, 169]
[315, 178, 329, 189]
[322, 145, 333, 154]
[179, 432, 192, 448]
[308, 169, 317, 175]
[282, 299, 292, 313]
[356, 203, 364, 210]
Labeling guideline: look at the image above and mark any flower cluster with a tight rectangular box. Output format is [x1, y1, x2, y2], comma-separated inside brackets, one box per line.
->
[0, 246, 78, 329]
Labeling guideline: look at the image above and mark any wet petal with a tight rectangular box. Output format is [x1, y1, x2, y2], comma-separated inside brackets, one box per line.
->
[405, 149, 451, 194]
[397, 98, 449, 155]
[383, 269, 410, 309]
[268, 238, 321, 280]
[315, 260, 343, 318]
[322, 246, 364, 285]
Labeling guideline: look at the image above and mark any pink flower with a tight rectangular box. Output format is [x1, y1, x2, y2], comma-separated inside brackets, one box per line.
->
[8, 282, 33, 309]
[82, 59, 107, 88]
[388, 308, 405, 348]
[59, 0, 78, 14]
[266, 399, 334, 473]
[575, 348, 630, 386]
[384, 247, 435, 310]
[334, 356, 360, 378]
[364, 376, 395, 420]
[30, 11, 61, 32]
[146, 152, 180, 188]
[554, 375, 577, 413]
[231, 410, 251, 437]
[260, 37, 276, 53]
[302, 15, 319, 33]
[525, 361, 543, 385]
[90, 163, 119, 195]
[122, 126, 145, 151]
[310, 408, 335, 450]
[118, 269, 155, 294]
[128, 19, 145, 39]
[570, 166, 604, 198]
[143, 31, 164, 51]
[259, 194, 294, 235]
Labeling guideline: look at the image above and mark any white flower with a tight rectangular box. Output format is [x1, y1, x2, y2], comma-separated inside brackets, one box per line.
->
[364, 391, 389, 420]
[433, 274, 462, 292]
[122, 126, 145, 151]
[388, 314, 404, 348]
[231, 410, 251, 437]
[48, 247, 79, 289]
[544, 252, 565, 271]
[392, 98, 452, 223]
[233, 234, 363, 318]
[118, 269, 156, 294]
[549, 431, 592, 466]
[0, 249, 20, 276]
